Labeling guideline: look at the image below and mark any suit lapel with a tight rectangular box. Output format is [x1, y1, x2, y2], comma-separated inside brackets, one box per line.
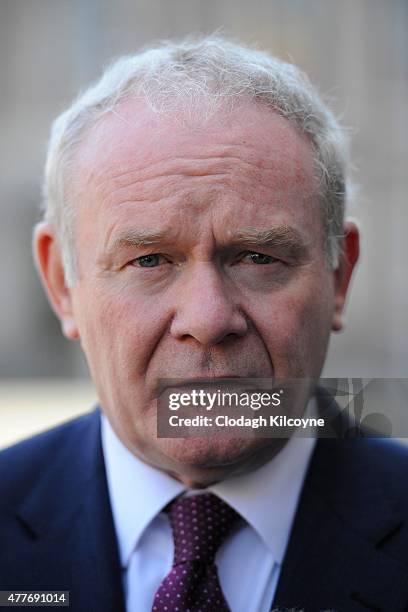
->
[273, 437, 408, 611]
[14, 409, 125, 612]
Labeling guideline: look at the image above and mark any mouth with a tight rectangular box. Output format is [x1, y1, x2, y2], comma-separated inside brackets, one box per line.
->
[156, 375, 275, 395]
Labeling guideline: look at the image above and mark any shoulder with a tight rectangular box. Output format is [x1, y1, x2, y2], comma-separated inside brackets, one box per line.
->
[309, 436, 408, 541]
[315, 436, 408, 480]
[0, 409, 101, 509]
[314, 387, 408, 506]
[312, 436, 408, 493]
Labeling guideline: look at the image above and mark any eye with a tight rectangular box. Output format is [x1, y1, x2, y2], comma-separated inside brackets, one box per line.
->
[241, 252, 277, 265]
[132, 254, 167, 268]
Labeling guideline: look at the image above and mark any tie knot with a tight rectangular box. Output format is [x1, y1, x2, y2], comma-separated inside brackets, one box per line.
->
[166, 493, 241, 565]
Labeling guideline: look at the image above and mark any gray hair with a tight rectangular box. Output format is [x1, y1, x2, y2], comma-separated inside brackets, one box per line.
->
[42, 35, 351, 286]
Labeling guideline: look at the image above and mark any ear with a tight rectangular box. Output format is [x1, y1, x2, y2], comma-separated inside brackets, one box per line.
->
[33, 221, 80, 340]
[332, 220, 360, 332]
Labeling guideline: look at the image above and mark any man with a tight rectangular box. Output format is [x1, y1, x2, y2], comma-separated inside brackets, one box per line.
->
[1, 36, 408, 611]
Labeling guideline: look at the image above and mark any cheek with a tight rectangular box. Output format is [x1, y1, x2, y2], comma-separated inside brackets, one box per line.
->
[248, 281, 334, 375]
[74, 285, 170, 378]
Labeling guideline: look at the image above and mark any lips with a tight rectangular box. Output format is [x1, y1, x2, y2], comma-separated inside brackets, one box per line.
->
[156, 375, 275, 395]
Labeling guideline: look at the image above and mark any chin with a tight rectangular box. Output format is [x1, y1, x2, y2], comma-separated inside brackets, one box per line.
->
[155, 436, 278, 477]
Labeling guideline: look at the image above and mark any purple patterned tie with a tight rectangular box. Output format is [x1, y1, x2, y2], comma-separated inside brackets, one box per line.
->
[152, 493, 241, 612]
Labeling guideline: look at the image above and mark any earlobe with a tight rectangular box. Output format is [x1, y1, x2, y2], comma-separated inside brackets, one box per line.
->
[33, 222, 80, 340]
[332, 220, 360, 332]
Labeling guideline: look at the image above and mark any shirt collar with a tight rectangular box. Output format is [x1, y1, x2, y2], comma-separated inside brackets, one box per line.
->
[101, 415, 186, 565]
[210, 429, 316, 563]
[101, 403, 316, 567]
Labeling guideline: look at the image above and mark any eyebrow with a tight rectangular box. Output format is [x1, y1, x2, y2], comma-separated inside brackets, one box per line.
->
[231, 226, 311, 260]
[105, 229, 169, 255]
[105, 225, 310, 260]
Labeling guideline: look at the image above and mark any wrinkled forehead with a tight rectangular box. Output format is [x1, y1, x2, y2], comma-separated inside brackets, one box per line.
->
[71, 97, 317, 202]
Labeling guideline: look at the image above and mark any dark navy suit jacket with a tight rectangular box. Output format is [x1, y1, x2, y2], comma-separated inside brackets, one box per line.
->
[1, 407, 408, 611]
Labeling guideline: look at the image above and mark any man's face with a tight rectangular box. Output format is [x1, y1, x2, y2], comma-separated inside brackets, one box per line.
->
[39, 101, 354, 484]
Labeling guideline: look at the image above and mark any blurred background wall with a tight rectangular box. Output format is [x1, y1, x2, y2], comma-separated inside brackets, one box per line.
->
[1, 0, 407, 446]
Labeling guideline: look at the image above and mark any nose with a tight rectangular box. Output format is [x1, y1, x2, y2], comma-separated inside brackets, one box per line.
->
[169, 263, 248, 346]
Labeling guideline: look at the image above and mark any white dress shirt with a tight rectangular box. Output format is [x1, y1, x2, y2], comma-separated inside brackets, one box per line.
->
[101, 413, 316, 612]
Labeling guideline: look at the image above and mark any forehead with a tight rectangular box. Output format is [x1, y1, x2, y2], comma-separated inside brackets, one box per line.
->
[75, 98, 315, 182]
[72, 99, 319, 242]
